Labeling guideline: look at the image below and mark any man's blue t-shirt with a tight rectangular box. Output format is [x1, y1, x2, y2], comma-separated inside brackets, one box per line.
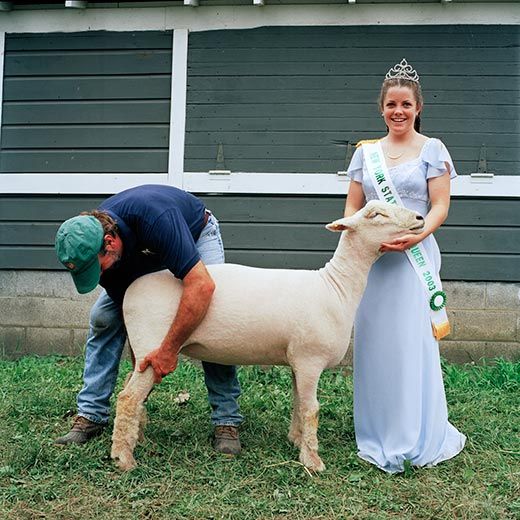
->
[98, 184, 207, 304]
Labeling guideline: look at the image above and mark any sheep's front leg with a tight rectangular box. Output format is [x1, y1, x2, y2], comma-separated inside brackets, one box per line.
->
[111, 367, 155, 471]
[288, 369, 302, 448]
[293, 365, 325, 472]
[122, 370, 148, 444]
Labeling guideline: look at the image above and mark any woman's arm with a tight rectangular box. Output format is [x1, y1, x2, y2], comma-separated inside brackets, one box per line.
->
[380, 170, 451, 252]
[344, 180, 366, 217]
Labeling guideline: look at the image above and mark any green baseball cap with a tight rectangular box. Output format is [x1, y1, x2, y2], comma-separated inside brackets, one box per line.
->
[55, 215, 104, 294]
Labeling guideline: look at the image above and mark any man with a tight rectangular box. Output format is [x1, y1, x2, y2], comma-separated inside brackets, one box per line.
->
[54, 184, 242, 455]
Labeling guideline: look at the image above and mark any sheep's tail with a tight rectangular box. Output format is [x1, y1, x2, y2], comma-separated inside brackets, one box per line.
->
[111, 367, 155, 471]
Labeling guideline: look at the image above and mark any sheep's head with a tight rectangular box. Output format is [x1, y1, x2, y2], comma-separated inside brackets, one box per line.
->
[326, 201, 424, 248]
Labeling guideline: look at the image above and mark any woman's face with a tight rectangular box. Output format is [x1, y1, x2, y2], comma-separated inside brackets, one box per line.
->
[381, 86, 421, 135]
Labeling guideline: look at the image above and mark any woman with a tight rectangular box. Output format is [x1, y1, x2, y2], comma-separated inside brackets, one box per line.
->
[345, 59, 466, 473]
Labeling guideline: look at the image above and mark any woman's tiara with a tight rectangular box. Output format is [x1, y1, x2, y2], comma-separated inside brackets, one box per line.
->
[385, 58, 420, 83]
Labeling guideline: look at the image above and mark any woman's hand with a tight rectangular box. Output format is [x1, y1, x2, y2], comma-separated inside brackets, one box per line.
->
[380, 172, 451, 253]
[380, 232, 426, 253]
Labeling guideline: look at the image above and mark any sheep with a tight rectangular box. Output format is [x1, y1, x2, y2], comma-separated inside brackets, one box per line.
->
[111, 200, 424, 472]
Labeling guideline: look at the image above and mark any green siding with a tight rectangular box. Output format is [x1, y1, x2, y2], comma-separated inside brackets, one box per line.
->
[3, 101, 171, 124]
[4, 32, 173, 51]
[1, 26, 518, 283]
[185, 25, 520, 175]
[4, 77, 172, 101]
[1, 195, 518, 282]
[0, 31, 172, 174]
[2, 126, 168, 148]
[0, 151, 168, 174]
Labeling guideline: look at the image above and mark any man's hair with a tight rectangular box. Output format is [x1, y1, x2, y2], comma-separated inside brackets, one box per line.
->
[80, 210, 119, 239]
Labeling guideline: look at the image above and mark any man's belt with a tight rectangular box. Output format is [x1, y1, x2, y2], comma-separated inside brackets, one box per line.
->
[203, 209, 212, 227]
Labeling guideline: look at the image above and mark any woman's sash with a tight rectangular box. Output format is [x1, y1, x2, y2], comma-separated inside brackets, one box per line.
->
[363, 141, 451, 340]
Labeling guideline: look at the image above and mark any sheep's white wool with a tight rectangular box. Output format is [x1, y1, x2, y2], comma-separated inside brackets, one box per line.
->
[111, 201, 424, 472]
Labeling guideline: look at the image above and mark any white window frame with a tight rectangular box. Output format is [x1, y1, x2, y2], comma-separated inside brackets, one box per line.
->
[0, 4, 519, 197]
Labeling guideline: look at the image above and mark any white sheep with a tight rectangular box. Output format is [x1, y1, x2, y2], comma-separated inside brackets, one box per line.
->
[111, 200, 424, 472]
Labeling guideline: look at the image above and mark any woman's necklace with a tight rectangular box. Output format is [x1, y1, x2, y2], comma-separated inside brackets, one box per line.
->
[386, 151, 404, 159]
[386, 145, 406, 160]
[385, 147, 405, 160]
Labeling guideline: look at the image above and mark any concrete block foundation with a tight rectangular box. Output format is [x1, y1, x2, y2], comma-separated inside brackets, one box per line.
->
[0, 271, 519, 364]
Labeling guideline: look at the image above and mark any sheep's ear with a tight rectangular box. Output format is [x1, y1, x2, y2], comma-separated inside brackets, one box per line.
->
[326, 217, 355, 232]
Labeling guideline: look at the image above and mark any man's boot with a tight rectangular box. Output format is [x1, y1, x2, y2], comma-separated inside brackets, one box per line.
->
[212, 425, 241, 456]
[54, 416, 105, 446]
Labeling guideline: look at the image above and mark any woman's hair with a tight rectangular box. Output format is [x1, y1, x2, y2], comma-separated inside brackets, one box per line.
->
[378, 77, 423, 132]
[80, 210, 119, 254]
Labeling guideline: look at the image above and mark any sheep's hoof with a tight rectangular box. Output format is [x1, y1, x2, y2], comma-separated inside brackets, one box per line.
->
[111, 449, 137, 472]
[300, 451, 326, 473]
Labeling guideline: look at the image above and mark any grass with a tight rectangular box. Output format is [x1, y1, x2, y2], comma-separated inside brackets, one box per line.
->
[0, 356, 518, 520]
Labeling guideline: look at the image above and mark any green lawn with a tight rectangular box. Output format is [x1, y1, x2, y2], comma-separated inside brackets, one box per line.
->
[0, 357, 518, 520]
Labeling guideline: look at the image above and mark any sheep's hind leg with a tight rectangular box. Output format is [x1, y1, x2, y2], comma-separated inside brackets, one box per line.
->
[288, 369, 302, 448]
[111, 367, 155, 471]
[293, 365, 325, 472]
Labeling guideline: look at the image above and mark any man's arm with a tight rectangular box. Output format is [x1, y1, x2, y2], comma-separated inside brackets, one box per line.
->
[138, 260, 215, 383]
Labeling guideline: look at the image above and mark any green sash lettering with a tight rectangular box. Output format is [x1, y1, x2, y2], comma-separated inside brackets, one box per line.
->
[410, 246, 426, 268]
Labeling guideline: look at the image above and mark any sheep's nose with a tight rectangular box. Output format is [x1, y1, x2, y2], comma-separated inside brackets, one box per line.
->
[416, 215, 424, 221]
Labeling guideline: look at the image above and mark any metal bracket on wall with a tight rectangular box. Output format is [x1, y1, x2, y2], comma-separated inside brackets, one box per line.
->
[209, 143, 231, 175]
[65, 1, 87, 7]
[470, 144, 494, 184]
[337, 141, 354, 176]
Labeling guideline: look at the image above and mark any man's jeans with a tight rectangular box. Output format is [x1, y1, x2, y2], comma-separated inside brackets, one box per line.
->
[77, 214, 243, 427]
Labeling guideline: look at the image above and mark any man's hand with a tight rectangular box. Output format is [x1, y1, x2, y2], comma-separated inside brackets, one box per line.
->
[139, 347, 178, 384]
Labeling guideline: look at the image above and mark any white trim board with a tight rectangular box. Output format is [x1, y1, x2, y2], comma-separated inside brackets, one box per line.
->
[0, 4, 518, 34]
[186, 172, 520, 197]
[2, 173, 519, 197]
[0, 174, 170, 194]
[168, 29, 188, 189]
[0, 32, 4, 151]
